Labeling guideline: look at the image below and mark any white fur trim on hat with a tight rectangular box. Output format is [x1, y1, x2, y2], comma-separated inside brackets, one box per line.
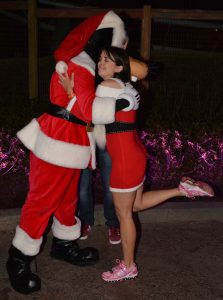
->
[55, 60, 68, 74]
[12, 226, 43, 256]
[97, 11, 127, 48]
[17, 119, 91, 169]
[92, 97, 116, 125]
[71, 51, 95, 76]
[51, 216, 81, 240]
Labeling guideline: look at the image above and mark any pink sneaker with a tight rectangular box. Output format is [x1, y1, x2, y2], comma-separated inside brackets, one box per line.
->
[179, 177, 214, 199]
[102, 260, 138, 282]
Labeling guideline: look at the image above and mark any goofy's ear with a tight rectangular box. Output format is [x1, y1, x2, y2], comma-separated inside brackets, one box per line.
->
[129, 56, 149, 82]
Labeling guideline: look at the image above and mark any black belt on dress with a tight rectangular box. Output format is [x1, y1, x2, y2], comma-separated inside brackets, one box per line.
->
[105, 122, 137, 134]
[46, 103, 87, 126]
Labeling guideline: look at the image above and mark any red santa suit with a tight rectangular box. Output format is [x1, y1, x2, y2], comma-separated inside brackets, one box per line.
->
[12, 11, 128, 256]
[94, 78, 147, 192]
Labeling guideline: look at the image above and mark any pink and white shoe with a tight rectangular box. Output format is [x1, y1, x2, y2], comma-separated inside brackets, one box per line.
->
[179, 177, 214, 199]
[102, 260, 138, 282]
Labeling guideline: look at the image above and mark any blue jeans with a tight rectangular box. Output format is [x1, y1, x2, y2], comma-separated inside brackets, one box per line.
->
[78, 148, 119, 228]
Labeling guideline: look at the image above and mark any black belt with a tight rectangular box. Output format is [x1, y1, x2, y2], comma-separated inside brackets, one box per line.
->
[46, 103, 87, 126]
[105, 122, 137, 134]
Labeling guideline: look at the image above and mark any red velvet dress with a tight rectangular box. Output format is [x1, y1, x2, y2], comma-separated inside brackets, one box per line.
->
[95, 79, 147, 192]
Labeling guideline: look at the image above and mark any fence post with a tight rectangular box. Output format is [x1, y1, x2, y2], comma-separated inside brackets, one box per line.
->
[28, 0, 38, 100]
[140, 5, 152, 88]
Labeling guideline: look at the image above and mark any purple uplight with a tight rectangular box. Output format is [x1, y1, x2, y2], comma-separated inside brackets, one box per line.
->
[139, 130, 223, 188]
[0, 129, 29, 176]
[0, 129, 222, 189]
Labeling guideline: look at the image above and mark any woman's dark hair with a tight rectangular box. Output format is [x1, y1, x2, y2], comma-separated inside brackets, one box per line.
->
[100, 46, 130, 83]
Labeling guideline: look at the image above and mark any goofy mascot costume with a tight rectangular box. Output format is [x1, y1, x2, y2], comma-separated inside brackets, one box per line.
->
[6, 11, 139, 294]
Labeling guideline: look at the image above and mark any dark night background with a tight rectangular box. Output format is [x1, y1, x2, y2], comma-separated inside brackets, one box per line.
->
[0, 0, 223, 208]
[39, 0, 223, 9]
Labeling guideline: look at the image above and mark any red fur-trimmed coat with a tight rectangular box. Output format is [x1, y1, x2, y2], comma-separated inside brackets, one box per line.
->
[17, 51, 117, 169]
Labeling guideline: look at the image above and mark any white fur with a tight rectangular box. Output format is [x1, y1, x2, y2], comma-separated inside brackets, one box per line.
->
[66, 96, 77, 111]
[93, 125, 106, 150]
[97, 11, 127, 48]
[12, 226, 43, 256]
[55, 60, 68, 74]
[17, 119, 91, 169]
[87, 131, 96, 170]
[110, 180, 144, 193]
[71, 51, 95, 76]
[92, 97, 116, 125]
[51, 217, 81, 240]
[96, 84, 124, 98]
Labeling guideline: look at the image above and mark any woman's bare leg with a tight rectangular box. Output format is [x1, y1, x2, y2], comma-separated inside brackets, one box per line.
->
[112, 191, 137, 267]
[133, 186, 184, 212]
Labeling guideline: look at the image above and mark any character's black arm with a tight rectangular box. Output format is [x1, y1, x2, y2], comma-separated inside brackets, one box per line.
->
[115, 99, 129, 111]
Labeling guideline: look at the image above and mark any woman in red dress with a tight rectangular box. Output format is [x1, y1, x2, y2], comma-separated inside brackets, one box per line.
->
[60, 46, 214, 283]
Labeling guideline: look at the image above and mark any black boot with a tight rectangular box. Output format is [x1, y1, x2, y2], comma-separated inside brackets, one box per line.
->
[6, 245, 41, 294]
[50, 237, 99, 266]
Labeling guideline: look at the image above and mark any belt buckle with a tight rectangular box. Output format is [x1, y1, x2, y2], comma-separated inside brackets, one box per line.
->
[86, 122, 93, 132]
[63, 109, 70, 121]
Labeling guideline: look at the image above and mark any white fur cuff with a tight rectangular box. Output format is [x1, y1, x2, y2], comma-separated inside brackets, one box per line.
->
[51, 217, 81, 240]
[92, 97, 116, 125]
[12, 226, 43, 256]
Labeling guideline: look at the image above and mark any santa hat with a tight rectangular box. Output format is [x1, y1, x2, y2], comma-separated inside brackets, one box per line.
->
[54, 10, 127, 73]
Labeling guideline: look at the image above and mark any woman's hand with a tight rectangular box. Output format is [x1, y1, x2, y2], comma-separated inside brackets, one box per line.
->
[58, 72, 74, 95]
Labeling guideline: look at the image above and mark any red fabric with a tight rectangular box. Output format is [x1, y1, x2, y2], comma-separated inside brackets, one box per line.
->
[19, 153, 81, 239]
[54, 12, 107, 62]
[19, 63, 96, 239]
[38, 62, 96, 146]
[106, 107, 147, 190]
[115, 109, 136, 123]
[107, 131, 147, 190]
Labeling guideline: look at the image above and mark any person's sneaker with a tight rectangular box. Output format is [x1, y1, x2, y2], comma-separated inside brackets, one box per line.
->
[102, 259, 138, 282]
[79, 224, 92, 240]
[179, 177, 214, 199]
[108, 227, 121, 245]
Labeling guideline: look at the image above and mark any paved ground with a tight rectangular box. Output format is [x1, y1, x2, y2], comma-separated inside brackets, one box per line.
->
[0, 201, 223, 300]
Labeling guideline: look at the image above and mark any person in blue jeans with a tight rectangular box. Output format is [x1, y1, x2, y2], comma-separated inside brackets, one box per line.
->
[78, 147, 121, 244]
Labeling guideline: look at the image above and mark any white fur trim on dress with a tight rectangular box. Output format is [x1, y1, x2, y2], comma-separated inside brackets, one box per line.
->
[71, 51, 95, 76]
[12, 226, 43, 256]
[92, 97, 116, 125]
[17, 119, 91, 169]
[97, 11, 127, 48]
[110, 180, 144, 193]
[51, 216, 81, 240]
[93, 125, 106, 150]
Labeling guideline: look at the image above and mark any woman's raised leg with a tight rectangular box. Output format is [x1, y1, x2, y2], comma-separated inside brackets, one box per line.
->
[133, 186, 181, 212]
